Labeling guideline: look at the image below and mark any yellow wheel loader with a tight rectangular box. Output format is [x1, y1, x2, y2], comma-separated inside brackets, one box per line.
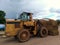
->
[5, 12, 58, 42]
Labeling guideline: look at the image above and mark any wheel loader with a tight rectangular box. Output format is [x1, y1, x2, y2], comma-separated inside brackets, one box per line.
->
[5, 12, 59, 42]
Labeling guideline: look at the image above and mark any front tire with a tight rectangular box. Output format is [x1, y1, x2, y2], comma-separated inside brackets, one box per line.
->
[17, 29, 30, 42]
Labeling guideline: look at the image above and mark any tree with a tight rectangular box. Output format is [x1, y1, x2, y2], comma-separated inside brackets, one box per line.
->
[0, 10, 6, 24]
[56, 20, 60, 25]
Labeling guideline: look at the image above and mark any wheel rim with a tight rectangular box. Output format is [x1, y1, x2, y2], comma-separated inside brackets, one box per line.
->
[20, 31, 29, 41]
[42, 29, 47, 35]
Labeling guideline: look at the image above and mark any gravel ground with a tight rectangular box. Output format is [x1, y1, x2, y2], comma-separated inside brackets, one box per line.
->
[0, 26, 60, 45]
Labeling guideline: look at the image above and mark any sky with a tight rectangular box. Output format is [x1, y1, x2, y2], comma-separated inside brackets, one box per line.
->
[0, 0, 60, 20]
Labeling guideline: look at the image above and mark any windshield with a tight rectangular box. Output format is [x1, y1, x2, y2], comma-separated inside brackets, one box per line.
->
[20, 13, 30, 21]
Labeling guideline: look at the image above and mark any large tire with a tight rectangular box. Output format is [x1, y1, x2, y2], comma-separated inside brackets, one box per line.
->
[39, 27, 48, 37]
[17, 29, 30, 42]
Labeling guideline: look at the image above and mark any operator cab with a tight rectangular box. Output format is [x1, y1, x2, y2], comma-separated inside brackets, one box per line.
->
[18, 12, 33, 21]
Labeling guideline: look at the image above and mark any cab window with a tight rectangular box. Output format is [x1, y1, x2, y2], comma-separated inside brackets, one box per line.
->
[20, 13, 30, 21]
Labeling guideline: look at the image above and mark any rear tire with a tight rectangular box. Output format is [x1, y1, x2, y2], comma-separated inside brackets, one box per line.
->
[17, 29, 30, 42]
[39, 27, 48, 37]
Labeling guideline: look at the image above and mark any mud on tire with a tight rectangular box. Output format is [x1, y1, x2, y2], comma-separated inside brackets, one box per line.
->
[17, 29, 30, 42]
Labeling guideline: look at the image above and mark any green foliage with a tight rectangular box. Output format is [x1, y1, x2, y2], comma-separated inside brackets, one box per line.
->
[0, 10, 6, 24]
[56, 20, 60, 25]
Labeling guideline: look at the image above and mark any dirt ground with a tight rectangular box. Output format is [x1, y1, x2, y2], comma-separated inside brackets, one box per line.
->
[0, 26, 60, 45]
